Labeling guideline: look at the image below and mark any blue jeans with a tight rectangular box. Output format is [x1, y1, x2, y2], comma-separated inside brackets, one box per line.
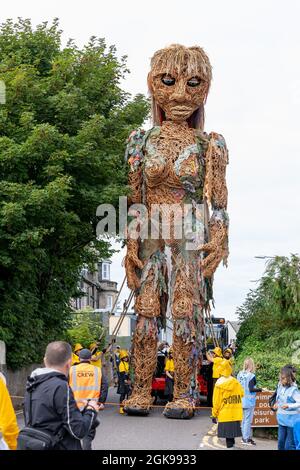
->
[242, 407, 255, 441]
[278, 425, 296, 450]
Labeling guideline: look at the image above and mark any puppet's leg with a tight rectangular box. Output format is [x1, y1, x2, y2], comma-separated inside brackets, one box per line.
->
[164, 248, 196, 419]
[124, 244, 167, 415]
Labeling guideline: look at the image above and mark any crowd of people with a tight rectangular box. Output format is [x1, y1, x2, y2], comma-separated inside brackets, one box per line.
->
[208, 350, 300, 450]
[0, 340, 300, 450]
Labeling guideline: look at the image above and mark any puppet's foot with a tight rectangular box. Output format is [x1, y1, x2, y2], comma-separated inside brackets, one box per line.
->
[163, 397, 194, 419]
[123, 394, 154, 416]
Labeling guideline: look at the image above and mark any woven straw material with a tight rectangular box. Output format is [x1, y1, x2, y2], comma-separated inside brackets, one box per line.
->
[123, 45, 229, 415]
[148, 45, 211, 124]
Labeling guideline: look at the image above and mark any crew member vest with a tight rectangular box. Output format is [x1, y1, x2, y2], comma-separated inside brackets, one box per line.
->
[69, 362, 101, 410]
[237, 371, 256, 408]
[276, 384, 300, 427]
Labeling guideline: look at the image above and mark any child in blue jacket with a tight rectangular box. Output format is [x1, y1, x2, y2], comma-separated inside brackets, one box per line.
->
[237, 358, 262, 446]
[275, 366, 300, 450]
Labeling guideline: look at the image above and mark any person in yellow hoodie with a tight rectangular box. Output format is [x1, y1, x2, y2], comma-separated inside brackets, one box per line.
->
[0, 374, 19, 450]
[223, 347, 234, 369]
[206, 346, 223, 390]
[117, 350, 131, 414]
[212, 359, 244, 449]
[89, 341, 113, 368]
[89, 342, 103, 368]
[72, 343, 83, 366]
[164, 348, 175, 402]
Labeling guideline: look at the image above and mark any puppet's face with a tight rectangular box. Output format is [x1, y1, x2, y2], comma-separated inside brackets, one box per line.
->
[150, 71, 209, 122]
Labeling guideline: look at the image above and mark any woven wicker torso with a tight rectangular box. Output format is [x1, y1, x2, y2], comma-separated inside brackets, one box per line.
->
[143, 121, 204, 207]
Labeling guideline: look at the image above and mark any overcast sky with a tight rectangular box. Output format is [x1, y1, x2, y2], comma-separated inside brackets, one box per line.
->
[2, 0, 300, 320]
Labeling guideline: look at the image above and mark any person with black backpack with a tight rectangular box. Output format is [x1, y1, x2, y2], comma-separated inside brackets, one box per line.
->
[18, 341, 99, 450]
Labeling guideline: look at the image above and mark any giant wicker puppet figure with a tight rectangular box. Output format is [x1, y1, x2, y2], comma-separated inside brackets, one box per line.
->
[123, 44, 229, 418]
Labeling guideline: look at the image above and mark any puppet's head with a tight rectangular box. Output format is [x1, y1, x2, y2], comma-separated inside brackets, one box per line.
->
[148, 44, 212, 129]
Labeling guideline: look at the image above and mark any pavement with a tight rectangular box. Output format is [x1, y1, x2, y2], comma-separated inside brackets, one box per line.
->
[16, 387, 277, 450]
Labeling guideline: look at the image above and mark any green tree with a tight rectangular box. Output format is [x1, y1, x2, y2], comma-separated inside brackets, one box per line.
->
[0, 18, 149, 369]
[235, 254, 300, 387]
[67, 308, 106, 350]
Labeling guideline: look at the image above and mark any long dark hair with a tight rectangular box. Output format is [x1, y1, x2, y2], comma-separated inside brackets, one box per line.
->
[280, 365, 296, 387]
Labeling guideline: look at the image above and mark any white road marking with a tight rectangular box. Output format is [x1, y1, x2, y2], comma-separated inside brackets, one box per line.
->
[213, 436, 226, 449]
[207, 423, 218, 436]
[201, 435, 217, 449]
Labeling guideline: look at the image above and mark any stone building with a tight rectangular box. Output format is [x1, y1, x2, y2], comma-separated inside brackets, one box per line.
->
[72, 260, 118, 313]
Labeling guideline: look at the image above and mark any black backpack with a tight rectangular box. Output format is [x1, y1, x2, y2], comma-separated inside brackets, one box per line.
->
[17, 386, 64, 450]
[268, 386, 278, 412]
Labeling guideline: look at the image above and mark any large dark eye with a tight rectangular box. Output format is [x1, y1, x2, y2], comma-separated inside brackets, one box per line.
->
[161, 75, 175, 86]
[187, 77, 201, 87]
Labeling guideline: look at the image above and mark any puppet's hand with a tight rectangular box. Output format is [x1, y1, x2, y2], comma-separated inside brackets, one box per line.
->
[199, 221, 228, 278]
[124, 239, 144, 290]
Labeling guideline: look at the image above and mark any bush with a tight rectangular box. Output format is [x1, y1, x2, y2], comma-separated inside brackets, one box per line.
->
[234, 331, 300, 389]
[67, 308, 106, 350]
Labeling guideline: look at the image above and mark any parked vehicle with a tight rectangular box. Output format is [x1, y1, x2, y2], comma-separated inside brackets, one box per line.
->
[151, 317, 228, 405]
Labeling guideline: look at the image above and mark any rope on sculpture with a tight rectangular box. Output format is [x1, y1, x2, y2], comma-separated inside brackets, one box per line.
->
[204, 307, 218, 348]
[110, 290, 134, 341]
[108, 275, 126, 320]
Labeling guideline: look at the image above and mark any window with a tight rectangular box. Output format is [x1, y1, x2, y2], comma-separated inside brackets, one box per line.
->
[107, 295, 113, 310]
[81, 267, 88, 277]
[102, 262, 110, 280]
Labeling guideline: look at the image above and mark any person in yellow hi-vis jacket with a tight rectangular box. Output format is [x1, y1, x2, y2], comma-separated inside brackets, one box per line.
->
[117, 350, 131, 414]
[206, 347, 223, 390]
[223, 347, 234, 369]
[89, 342, 103, 368]
[0, 373, 19, 450]
[69, 349, 101, 450]
[212, 359, 244, 449]
[164, 348, 174, 402]
[71, 343, 83, 366]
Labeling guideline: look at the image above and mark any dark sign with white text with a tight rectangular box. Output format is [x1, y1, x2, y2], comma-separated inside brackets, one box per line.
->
[252, 391, 278, 427]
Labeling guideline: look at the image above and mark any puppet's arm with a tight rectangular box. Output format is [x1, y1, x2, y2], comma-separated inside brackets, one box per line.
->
[124, 130, 145, 290]
[201, 132, 229, 278]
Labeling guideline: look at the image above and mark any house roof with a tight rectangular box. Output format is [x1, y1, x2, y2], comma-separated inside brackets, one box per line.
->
[227, 321, 240, 333]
